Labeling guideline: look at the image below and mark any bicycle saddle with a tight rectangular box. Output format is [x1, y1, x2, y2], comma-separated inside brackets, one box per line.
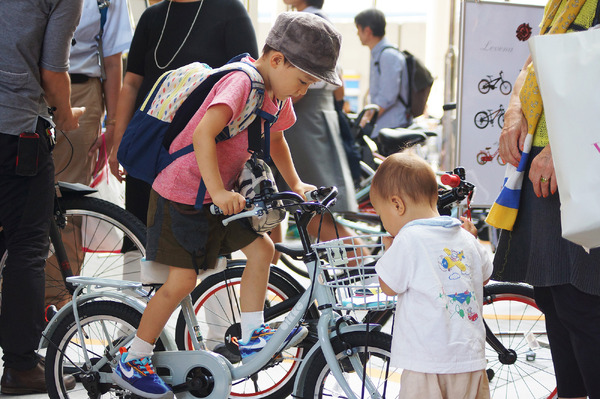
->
[56, 181, 97, 197]
[377, 128, 428, 157]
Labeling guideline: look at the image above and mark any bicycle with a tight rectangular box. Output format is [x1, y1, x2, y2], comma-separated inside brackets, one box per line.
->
[478, 71, 512, 95]
[474, 105, 505, 129]
[476, 143, 507, 166]
[0, 181, 146, 311]
[42, 186, 401, 399]
[175, 177, 557, 398]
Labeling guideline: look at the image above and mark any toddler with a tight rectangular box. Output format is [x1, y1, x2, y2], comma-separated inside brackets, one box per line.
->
[372, 153, 492, 399]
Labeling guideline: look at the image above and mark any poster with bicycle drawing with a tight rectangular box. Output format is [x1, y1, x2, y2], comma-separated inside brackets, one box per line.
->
[457, 1, 543, 207]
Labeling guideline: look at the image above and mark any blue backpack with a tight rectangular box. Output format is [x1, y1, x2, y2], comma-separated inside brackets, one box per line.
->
[117, 54, 278, 208]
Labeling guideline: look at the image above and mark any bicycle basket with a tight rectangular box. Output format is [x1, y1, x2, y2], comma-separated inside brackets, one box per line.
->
[312, 235, 397, 311]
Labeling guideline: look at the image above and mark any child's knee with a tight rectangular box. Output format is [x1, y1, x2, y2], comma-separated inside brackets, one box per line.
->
[244, 235, 275, 262]
[164, 267, 197, 294]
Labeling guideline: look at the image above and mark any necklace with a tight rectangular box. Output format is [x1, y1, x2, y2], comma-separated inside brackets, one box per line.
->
[154, 0, 205, 70]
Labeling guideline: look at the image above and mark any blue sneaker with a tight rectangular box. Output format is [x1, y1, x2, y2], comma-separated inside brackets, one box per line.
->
[112, 348, 173, 399]
[237, 324, 308, 360]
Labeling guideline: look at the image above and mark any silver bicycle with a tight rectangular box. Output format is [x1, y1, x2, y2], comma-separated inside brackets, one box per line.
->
[41, 187, 401, 399]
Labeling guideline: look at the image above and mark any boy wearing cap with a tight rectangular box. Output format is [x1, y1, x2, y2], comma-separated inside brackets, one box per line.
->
[111, 12, 342, 398]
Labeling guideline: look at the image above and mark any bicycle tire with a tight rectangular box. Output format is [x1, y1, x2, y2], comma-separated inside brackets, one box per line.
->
[500, 80, 512, 95]
[497, 154, 507, 166]
[478, 79, 491, 94]
[45, 300, 164, 399]
[474, 111, 490, 129]
[498, 111, 505, 129]
[174, 264, 319, 399]
[45, 196, 146, 307]
[483, 283, 557, 399]
[299, 330, 397, 398]
[476, 151, 487, 165]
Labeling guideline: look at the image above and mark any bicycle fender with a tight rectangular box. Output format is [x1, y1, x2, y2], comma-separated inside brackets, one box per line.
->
[292, 323, 382, 396]
[38, 292, 154, 350]
[56, 181, 97, 198]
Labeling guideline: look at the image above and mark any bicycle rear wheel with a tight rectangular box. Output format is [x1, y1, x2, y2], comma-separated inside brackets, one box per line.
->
[44, 196, 146, 308]
[45, 301, 160, 399]
[483, 283, 557, 399]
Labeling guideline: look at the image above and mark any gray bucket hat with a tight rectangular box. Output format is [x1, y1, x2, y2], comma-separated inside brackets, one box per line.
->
[266, 12, 342, 86]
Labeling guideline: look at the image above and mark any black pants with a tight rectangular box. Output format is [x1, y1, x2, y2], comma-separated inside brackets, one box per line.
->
[535, 284, 600, 399]
[0, 126, 54, 370]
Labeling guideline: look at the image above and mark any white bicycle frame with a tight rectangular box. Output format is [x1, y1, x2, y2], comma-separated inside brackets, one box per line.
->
[40, 257, 385, 399]
[41, 188, 392, 399]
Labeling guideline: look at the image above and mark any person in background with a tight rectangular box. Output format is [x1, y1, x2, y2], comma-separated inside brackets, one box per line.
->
[108, 0, 259, 235]
[275, 0, 360, 248]
[0, 0, 84, 393]
[355, 8, 411, 138]
[373, 153, 492, 399]
[489, 1, 600, 397]
[47, 0, 133, 307]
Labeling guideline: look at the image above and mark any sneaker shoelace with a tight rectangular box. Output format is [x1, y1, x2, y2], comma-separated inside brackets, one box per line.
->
[124, 356, 156, 376]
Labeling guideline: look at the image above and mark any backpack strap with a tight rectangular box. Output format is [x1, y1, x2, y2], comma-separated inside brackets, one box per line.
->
[189, 59, 278, 209]
[97, 1, 109, 80]
[374, 45, 411, 110]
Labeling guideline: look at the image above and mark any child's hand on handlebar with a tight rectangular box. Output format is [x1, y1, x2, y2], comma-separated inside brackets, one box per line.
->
[460, 216, 478, 238]
[291, 182, 317, 200]
[212, 190, 246, 215]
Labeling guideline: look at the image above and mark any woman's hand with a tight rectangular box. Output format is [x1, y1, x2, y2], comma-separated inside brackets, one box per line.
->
[499, 105, 528, 167]
[212, 190, 246, 215]
[108, 147, 126, 182]
[529, 145, 557, 198]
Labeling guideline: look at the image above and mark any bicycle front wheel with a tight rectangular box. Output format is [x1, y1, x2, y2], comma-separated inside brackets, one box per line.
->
[484, 283, 557, 399]
[300, 330, 399, 398]
[45, 196, 146, 307]
[175, 264, 318, 399]
[500, 81, 512, 95]
[45, 301, 153, 399]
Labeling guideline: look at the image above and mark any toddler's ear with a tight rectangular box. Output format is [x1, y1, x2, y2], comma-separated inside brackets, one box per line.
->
[391, 195, 405, 216]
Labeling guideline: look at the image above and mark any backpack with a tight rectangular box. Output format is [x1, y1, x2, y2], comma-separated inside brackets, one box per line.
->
[117, 54, 278, 208]
[236, 153, 286, 233]
[378, 46, 434, 118]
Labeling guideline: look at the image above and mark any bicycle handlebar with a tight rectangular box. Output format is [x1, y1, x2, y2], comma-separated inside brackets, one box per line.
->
[211, 187, 339, 226]
[437, 167, 475, 210]
[440, 173, 461, 188]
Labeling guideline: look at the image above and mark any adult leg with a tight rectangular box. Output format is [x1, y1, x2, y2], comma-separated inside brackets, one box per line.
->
[0, 131, 53, 370]
[46, 79, 104, 306]
[534, 286, 591, 399]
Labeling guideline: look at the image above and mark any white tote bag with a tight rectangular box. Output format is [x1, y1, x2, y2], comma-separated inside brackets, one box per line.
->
[529, 28, 600, 249]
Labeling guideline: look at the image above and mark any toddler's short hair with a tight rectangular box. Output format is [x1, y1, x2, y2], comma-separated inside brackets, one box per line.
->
[371, 153, 438, 208]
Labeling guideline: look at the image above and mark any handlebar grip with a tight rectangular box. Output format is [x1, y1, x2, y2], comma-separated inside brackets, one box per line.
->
[442, 103, 457, 111]
[441, 173, 461, 188]
[209, 204, 222, 215]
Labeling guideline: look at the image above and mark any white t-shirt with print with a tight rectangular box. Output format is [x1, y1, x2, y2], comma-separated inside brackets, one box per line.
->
[375, 216, 493, 373]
